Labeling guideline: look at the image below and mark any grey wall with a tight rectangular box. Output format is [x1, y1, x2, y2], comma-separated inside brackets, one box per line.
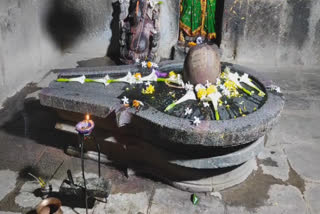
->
[0, 0, 116, 105]
[221, 0, 320, 66]
[0, 0, 319, 105]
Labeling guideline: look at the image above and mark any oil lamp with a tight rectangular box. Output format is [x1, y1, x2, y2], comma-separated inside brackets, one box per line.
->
[75, 114, 95, 214]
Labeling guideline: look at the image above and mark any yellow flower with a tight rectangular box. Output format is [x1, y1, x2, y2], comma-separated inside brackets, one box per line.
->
[224, 80, 239, 97]
[169, 71, 177, 79]
[147, 61, 153, 69]
[224, 80, 237, 90]
[206, 85, 217, 95]
[134, 73, 142, 80]
[142, 84, 155, 94]
[197, 88, 207, 100]
[220, 72, 227, 79]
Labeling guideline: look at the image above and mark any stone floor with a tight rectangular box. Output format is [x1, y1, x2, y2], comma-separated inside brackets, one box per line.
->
[0, 63, 320, 214]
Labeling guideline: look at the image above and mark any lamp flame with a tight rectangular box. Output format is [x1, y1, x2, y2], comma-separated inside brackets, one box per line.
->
[85, 114, 90, 121]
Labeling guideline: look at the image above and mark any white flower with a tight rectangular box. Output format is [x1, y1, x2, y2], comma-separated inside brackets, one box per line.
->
[115, 72, 136, 84]
[176, 90, 196, 105]
[152, 63, 159, 68]
[135, 58, 140, 64]
[216, 78, 221, 86]
[91, 75, 110, 86]
[205, 80, 212, 88]
[227, 72, 242, 89]
[164, 90, 197, 112]
[69, 75, 86, 84]
[145, 81, 151, 86]
[222, 88, 231, 97]
[141, 70, 158, 82]
[121, 96, 129, 105]
[193, 117, 201, 126]
[141, 61, 147, 68]
[185, 107, 193, 116]
[239, 73, 265, 96]
[196, 36, 203, 44]
[224, 66, 231, 73]
[184, 82, 194, 91]
[274, 86, 281, 93]
[267, 85, 281, 93]
[168, 74, 184, 86]
[207, 91, 222, 120]
[148, 0, 160, 8]
[207, 92, 222, 112]
[219, 84, 231, 97]
[169, 74, 176, 81]
[195, 84, 206, 92]
[203, 102, 210, 107]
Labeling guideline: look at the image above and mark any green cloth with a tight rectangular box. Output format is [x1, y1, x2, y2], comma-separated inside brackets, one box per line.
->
[203, 0, 217, 39]
[180, 0, 202, 36]
[180, 0, 217, 39]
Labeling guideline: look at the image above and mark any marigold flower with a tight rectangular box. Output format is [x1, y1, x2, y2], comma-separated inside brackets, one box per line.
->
[133, 100, 144, 110]
[147, 61, 153, 69]
[134, 73, 142, 80]
[188, 42, 197, 47]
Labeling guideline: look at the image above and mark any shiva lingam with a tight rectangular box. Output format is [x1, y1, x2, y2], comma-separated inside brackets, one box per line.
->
[39, 44, 284, 192]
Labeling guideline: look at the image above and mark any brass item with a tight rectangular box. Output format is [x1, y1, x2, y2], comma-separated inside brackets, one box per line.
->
[36, 197, 63, 214]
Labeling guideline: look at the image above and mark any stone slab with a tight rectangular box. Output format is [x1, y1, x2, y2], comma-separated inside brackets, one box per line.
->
[171, 137, 264, 169]
[0, 170, 18, 201]
[40, 61, 284, 148]
[285, 142, 320, 182]
[305, 184, 320, 214]
[256, 185, 307, 214]
[224, 185, 307, 214]
[171, 159, 257, 192]
[258, 146, 290, 181]
[149, 186, 225, 214]
[93, 192, 150, 214]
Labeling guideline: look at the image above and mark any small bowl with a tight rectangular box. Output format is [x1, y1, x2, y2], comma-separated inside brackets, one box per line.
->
[36, 197, 62, 214]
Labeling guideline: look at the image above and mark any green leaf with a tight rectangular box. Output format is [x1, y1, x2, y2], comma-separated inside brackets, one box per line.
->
[215, 110, 220, 121]
[192, 194, 199, 205]
[56, 78, 70, 82]
[164, 103, 176, 112]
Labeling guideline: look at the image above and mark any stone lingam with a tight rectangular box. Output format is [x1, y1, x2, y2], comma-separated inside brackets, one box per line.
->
[39, 44, 284, 192]
[183, 44, 221, 85]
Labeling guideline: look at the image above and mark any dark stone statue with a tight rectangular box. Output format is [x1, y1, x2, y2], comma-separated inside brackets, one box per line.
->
[119, 0, 160, 64]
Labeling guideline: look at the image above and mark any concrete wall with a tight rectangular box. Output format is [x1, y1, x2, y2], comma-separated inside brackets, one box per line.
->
[0, 0, 319, 105]
[221, 0, 320, 66]
[0, 0, 114, 105]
